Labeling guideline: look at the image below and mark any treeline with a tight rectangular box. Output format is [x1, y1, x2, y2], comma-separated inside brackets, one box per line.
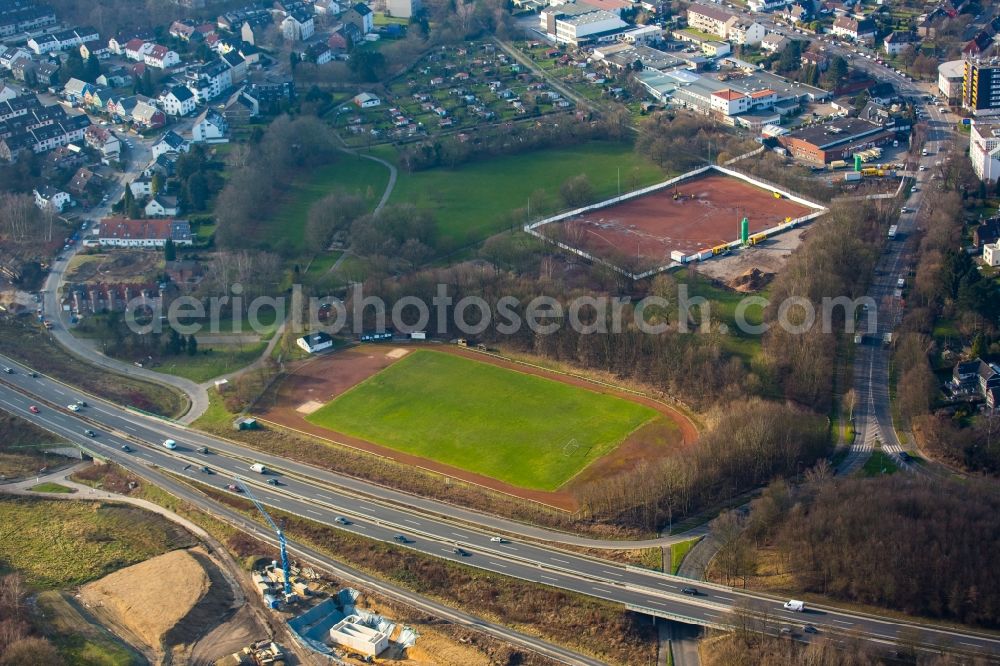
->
[215, 116, 338, 256]
[634, 113, 757, 174]
[749, 476, 1000, 627]
[762, 199, 893, 412]
[577, 400, 828, 529]
[736, 152, 835, 203]
[397, 112, 625, 172]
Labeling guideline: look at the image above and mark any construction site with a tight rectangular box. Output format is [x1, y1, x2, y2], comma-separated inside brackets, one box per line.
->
[525, 165, 826, 279]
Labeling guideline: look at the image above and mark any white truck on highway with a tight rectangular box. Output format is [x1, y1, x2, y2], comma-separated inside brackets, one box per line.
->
[783, 600, 805, 612]
[250, 463, 268, 474]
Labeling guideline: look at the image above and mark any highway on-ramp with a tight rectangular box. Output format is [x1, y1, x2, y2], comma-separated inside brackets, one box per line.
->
[1, 360, 999, 658]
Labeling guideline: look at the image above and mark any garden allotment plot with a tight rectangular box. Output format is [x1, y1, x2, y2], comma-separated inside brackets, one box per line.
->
[306, 351, 657, 491]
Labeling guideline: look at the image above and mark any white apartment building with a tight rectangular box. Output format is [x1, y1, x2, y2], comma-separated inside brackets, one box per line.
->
[970, 120, 1000, 182]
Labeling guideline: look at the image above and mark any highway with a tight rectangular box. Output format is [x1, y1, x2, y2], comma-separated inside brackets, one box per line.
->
[2, 359, 999, 657]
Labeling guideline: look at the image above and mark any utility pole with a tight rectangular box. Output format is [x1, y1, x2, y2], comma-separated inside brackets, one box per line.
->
[617, 166, 621, 197]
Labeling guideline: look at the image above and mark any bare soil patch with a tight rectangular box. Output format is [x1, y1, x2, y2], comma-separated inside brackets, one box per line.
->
[65, 250, 163, 284]
[260, 345, 696, 512]
[693, 225, 808, 284]
[79, 548, 222, 658]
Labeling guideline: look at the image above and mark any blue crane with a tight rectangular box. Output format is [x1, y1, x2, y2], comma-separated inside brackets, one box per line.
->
[235, 477, 292, 597]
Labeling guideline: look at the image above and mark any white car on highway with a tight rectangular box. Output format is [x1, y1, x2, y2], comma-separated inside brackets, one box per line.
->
[163, 439, 178, 449]
[67, 403, 80, 412]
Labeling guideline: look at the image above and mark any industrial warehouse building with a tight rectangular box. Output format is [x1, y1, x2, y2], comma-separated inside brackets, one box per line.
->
[776, 118, 895, 164]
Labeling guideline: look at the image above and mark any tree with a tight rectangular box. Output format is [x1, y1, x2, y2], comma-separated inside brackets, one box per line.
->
[559, 174, 595, 207]
[151, 172, 164, 196]
[186, 172, 209, 211]
[187, 334, 198, 356]
[164, 238, 176, 262]
[348, 50, 387, 82]
[84, 53, 100, 82]
[826, 55, 848, 87]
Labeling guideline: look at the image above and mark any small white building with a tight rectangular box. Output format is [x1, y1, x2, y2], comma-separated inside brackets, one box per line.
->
[970, 120, 1000, 182]
[298, 332, 334, 354]
[387, 0, 421, 19]
[159, 86, 196, 117]
[33, 185, 71, 212]
[191, 109, 228, 142]
[938, 60, 965, 104]
[985, 241, 1000, 267]
[353, 92, 381, 108]
[328, 615, 389, 657]
[151, 130, 190, 158]
[144, 195, 179, 217]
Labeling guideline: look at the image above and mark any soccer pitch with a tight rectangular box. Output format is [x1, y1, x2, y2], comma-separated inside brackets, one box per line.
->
[306, 351, 658, 491]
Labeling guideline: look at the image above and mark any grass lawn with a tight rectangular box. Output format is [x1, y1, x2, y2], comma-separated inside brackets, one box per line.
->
[0, 497, 194, 588]
[29, 482, 75, 493]
[266, 157, 390, 256]
[155, 343, 267, 383]
[861, 450, 899, 477]
[380, 141, 666, 252]
[307, 350, 657, 490]
[669, 537, 702, 575]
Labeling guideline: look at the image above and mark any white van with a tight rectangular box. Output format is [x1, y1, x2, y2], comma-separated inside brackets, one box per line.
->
[783, 600, 805, 612]
[163, 439, 178, 450]
[250, 463, 268, 474]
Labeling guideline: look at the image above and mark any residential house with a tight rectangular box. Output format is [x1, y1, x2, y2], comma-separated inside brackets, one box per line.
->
[34, 60, 59, 86]
[686, 4, 734, 38]
[124, 39, 150, 61]
[151, 130, 189, 158]
[132, 99, 165, 128]
[328, 31, 348, 52]
[974, 218, 1000, 248]
[387, 0, 420, 19]
[952, 358, 982, 392]
[169, 20, 198, 40]
[221, 50, 247, 83]
[0, 46, 31, 70]
[780, 4, 808, 23]
[983, 239, 1000, 266]
[281, 8, 315, 41]
[63, 78, 94, 104]
[223, 87, 257, 126]
[159, 85, 197, 116]
[725, 17, 765, 46]
[344, 3, 374, 35]
[963, 30, 993, 57]
[185, 60, 232, 103]
[10, 56, 34, 82]
[144, 195, 179, 217]
[0, 85, 15, 103]
[801, 49, 829, 70]
[760, 33, 789, 52]
[144, 44, 180, 69]
[68, 166, 102, 200]
[0, 3, 56, 39]
[84, 125, 120, 158]
[27, 27, 99, 55]
[33, 185, 71, 212]
[96, 67, 132, 88]
[0, 114, 90, 161]
[883, 31, 916, 56]
[832, 16, 876, 43]
[244, 76, 295, 111]
[129, 176, 154, 197]
[191, 108, 227, 142]
[305, 40, 334, 64]
[79, 41, 109, 61]
[314, 0, 342, 14]
[98, 218, 193, 247]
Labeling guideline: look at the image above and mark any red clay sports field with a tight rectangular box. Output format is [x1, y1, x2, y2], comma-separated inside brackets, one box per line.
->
[530, 167, 824, 276]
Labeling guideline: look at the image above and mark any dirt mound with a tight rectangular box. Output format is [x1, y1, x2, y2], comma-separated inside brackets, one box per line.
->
[728, 268, 773, 293]
[80, 548, 210, 651]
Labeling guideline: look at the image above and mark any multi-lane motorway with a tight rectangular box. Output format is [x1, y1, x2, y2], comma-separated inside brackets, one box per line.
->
[2, 354, 999, 658]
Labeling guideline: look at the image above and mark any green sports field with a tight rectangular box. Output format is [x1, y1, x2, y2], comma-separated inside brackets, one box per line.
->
[306, 351, 657, 491]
